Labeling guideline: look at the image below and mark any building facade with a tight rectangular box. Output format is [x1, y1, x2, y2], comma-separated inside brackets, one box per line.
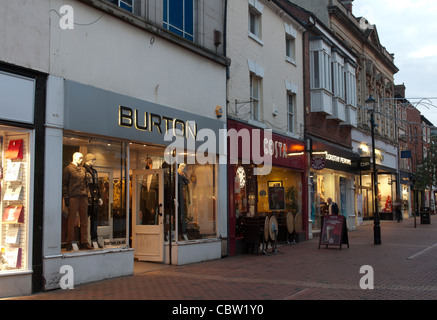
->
[226, 0, 308, 254]
[0, 0, 229, 297]
[291, 0, 399, 226]
[275, 0, 359, 233]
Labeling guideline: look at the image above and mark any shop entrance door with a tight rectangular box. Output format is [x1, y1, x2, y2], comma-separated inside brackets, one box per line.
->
[132, 169, 164, 262]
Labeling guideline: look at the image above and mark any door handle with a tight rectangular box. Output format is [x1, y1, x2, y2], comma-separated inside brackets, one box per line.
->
[158, 203, 163, 216]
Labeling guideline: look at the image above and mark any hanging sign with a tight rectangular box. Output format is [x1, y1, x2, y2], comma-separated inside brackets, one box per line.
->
[311, 154, 326, 170]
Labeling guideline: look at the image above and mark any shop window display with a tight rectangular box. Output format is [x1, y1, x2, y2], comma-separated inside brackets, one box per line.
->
[0, 127, 30, 271]
[62, 135, 127, 251]
[234, 165, 302, 240]
[177, 162, 217, 240]
[129, 144, 217, 242]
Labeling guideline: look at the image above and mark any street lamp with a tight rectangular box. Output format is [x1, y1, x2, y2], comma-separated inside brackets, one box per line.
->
[366, 96, 382, 245]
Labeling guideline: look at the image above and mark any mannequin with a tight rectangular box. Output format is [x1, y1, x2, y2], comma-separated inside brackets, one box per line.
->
[84, 153, 103, 247]
[177, 163, 190, 237]
[140, 158, 159, 225]
[62, 152, 92, 251]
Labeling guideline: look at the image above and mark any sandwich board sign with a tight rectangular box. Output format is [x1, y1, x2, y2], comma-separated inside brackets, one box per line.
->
[318, 215, 349, 250]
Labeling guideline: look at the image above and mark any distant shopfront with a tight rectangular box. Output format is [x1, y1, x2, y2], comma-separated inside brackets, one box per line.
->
[227, 118, 307, 256]
[309, 137, 359, 231]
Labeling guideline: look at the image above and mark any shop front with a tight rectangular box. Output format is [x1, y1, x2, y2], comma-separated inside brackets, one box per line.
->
[43, 79, 226, 290]
[227, 119, 307, 256]
[0, 65, 46, 298]
[399, 171, 412, 218]
[354, 137, 398, 221]
[309, 137, 359, 232]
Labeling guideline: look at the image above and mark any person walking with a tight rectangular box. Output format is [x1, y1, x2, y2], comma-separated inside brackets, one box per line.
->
[394, 195, 402, 222]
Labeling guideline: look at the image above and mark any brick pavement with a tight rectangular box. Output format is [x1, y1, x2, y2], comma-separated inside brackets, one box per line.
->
[6, 217, 437, 301]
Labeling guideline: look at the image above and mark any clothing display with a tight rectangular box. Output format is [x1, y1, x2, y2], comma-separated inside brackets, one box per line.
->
[140, 173, 159, 225]
[84, 153, 102, 243]
[177, 164, 190, 235]
[62, 153, 90, 249]
[62, 163, 88, 199]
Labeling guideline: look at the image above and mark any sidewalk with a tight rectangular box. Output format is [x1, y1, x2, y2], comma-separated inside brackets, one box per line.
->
[7, 217, 437, 300]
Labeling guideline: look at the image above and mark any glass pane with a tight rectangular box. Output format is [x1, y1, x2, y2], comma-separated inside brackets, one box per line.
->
[62, 136, 127, 250]
[177, 162, 216, 240]
[138, 173, 160, 225]
[184, 0, 194, 36]
[313, 51, 319, 88]
[1, 127, 30, 271]
[169, 0, 184, 31]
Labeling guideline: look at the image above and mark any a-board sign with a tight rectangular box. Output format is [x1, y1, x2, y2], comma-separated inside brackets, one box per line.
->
[318, 215, 349, 250]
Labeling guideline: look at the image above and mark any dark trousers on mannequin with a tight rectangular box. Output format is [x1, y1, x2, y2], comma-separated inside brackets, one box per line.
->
[88, 200, 99, 242]
[67, 196, 89, 245]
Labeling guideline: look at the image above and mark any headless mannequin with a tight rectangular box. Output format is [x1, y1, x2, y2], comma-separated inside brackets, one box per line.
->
[177, 163, 190, 237]
[84, 154, 103, 248]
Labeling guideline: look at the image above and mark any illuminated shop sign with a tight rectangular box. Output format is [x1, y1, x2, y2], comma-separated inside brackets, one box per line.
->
[326, 153, 352, 165]
[263, 138, 288, 159]
[312, 151, 352, 167]
[118, 105, 198, 139]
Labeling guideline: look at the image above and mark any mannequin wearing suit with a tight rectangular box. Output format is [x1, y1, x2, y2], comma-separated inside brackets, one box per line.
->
[178, 163, 190, 235]
[140, 158, 159, 225]
[84, 153, 103, 246]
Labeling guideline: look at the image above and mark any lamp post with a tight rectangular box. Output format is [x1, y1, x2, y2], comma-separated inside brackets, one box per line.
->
[366, 96, 382, 245]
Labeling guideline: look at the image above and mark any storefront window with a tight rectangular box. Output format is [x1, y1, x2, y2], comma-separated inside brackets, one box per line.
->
[234, 165, 302, 237]
[62, 135, 127, 251]
[311, 170, 351, 229]
[129, 143, 217, 242]
[177, 162, 217, 240]
[1, 126, 31, 271]
[378, 173, 397, 219]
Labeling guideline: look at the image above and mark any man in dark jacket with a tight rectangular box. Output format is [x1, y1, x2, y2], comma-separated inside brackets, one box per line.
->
[327, 197, 339, 215]
[63, 152, 92, 251]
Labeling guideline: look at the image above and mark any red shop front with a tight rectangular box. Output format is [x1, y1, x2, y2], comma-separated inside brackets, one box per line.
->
[227, 119, 307, 256]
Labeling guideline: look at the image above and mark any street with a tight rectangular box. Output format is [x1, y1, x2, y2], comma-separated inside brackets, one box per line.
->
[8, 217, 437, 301]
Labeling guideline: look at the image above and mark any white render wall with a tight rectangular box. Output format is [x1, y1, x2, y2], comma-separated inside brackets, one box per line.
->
[0, 0, 227, 121]
[227, 0, 305, 138]
[352, 128, 398, 170]
[48, 0, 227, 121]
[0, 0, 50, 73]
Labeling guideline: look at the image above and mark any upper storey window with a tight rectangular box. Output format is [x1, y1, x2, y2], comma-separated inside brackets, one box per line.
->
[163, 0, 195, 42]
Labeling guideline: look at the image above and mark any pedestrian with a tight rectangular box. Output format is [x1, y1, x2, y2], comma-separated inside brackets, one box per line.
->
[394, 195, 402, 222]
[327, 197, 339, 215]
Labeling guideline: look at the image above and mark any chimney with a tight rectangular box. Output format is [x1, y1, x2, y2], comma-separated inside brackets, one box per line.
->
[395, 84, 406, 98]
[340, 0, 353, 12]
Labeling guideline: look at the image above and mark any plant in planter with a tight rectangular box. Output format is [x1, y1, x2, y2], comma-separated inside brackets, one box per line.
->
[285, 185, 298, 216]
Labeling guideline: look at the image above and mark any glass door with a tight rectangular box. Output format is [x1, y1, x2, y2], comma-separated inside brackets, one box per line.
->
[132, 169, 164, 262]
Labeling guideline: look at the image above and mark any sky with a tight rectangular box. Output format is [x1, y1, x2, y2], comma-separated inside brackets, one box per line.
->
[353, 0, 437, 126]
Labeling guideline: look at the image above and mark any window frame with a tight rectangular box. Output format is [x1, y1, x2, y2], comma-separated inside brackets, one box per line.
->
[248, 1, 263, 43]
[163, 0, 195, 42]
[287, 92, 295, 133]
[310, 42, 332, 92]
[250, 73, 261, 121]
